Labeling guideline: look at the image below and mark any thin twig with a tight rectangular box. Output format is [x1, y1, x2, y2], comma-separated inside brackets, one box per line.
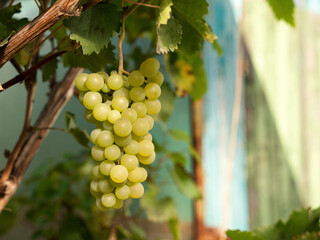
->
[123, 0, 159, 8]
[118, 16, 126, 75]
[30, 127, 66, 132]
[123, 0, 149, 19]
[82, 0, 102, 11]
[10, 59, 23, 74]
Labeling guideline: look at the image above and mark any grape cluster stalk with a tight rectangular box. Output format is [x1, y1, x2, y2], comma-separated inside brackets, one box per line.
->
[75, 58, 163, 210]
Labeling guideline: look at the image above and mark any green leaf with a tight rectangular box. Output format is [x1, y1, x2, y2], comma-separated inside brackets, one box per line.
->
[65, 112, 90, 148]
[41, 58, 58, 82]
[213, 40, 223, 55]
[168, 218, 180, 240]
[64, 3, 121, 55]
[140, 185, 177, 222]
[226, 230, 264, 240]
[0, 3, 28, 47]
[156, 18, 182, 54]
[65, 112, 77, 130]
[169, 152, 187, 166]
[168, 129, 190, 142]
[177, 19, 203, 55]
[0, 206, 18, 234]
[63, 44, 116, 72]
[158, 0, 173, 25]
[171, 164, 201, 199]
[293, 232, 320, 240]
[189, 54, 207, 100]
[129, 223, 147, 240]
[189, 144, 201, 163]
[157, 82, 176, 122]
[265, 0, 295, 26]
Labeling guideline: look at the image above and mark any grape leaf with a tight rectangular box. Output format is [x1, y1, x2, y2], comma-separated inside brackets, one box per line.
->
[168, 218, 180, 240]
[157, 82, 176, 122]
[189, 54, 207, 100]
[158, 0, 173, 25]
[265, 0, 295, 26]
[171, 164, 201, 199]
[65, 112, 77, 130]
[226, 230, 264, 240]
[65, 112, 90, 148]
[64, 3, 121, 55]
[63, 44, 116, 72]
[0, 3, 28, 47]
[0, 205, 18, 234]
[41, 58, 58, 82]
[156, 18, 182, 54]
[168, 129, 190, 142]
[169, 152, 187, 166]
[178, 19, 203, 55]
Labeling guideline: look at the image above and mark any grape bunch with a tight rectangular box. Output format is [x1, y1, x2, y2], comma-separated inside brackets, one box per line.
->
[75, 58, 163, 210]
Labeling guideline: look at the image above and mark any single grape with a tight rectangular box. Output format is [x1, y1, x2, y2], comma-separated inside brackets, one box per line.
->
[107, 74, 123, 90]
[142, 132, 152, 141]
[113, 87, 130, 100]
[79, 91, 86, 104]
[91, 189, 102, 199]
[114, 118, 132, 137]
[128, 167, 147, 183]
[110, 165, 128, 183]
[139, 58, 160, 77]
[128, 70, 145, 87]
[139, 140, 154, 156]
[99, 179, 115, 193]
[104, 144, 121, 161]
[114, 134, 132, 147]
[83, 91, 102, 110]
[123, 140, 140, 155]
[92, 164, 104, 178]
[90, 128, 102, 144]
[121, 108, 137, 123]
[147, 71, 164, 86]
[106, 100, 112, 106]
[93, 103, 110, 121]
[112, 95, 129, 112]
[75, 73, 89, 91]
[101, 121, 113, 131]
[129, 183, 144, 199]
[145, 83, 161, 100]
[143, 115, 154, 130]
[101, 84, 110, 93]
[132, 118, 149, 136]
[137, 151, 156, 165]
[115, 185, 130, 200]
[110, 178, 126, 188]
[86, 73, 104, 91]
[91, 145, 105, 161]
[96, 198, 109, 211]
[145, 99, 161, 115]
[100, 160, 116, 176]
[90, 179, 100, 192]
[131, 134, 143, 142]
[131, 102, 147, 118]
[130, 87, 145, 102]
[111, 70, 118, 75]
[108, 110, 121, 124]
[84, 109, 99, 124]
[113, 198, 123, 209]
[97, 130, 114, 148]
[97, 71, 109, 81]
[122, 75, 130, 88]
[120, 154, 139, 171]
[101, 193, 116, 208]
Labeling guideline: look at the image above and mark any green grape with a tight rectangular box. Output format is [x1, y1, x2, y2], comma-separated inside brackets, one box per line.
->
[101, 193, 116, 208]
[97, 71, 109, 81]
[111, 70, 118, 75]
[113, 198, 123, 209]
[147, 71, 164, 86]
[84, 109, 99, 124]
[93, 103, 110, 121]
[131, 102, 147, 118]
[108, 110, 121, 124]
[145, 83, 161, 100]
[113, 87, 130, 99]
[111, 95, 129, 112]
[128, 70, 145, 87]
[110, 178, 126, 188]
[130, 87, 145, 102]
[121, 108, 137, 123]
[90, 128, 101, 144]
[79, 91, 86, 104]
[139, 58, 160, 77]
[128, 167, 147, 183]
[114, 134, 132, 147]
[129, 183, 144, 199]
[104, 144, 121, 161]
[86, 73, 104, 91]
[91, 189, 102, 199]
[100, 160, 116, 176]
[145, 99, 161, 115]
[102, 121, 113, 131]
[123, 140, 140, 155]
[138, 151, 155, 165]
[107, 74, 123, 90]
[91, 145, 105, 161]
[75, 73, 89, 91]
[99, 179, 115, 193]
[83, 91, 102, 110]
[142, 132, 152, 141]
[97, 130, 114, 148]
[92, 164, 104, 178]
[96, 198, 109, 211]
[101, 84, 110, 93]
[139, 140, 154, 156]
[143, 115, 154, 130]
[132, 118, 149, 136]
[122, 75, 130, 88]
[110, 165, 128, 183]
[90, 179, 100, 192]
[120, 154, 139, 171]
[114, 118, 132, 137]
[131, 134, 143, 142]
[106, 100, 112, 106]
[115, 185, 130, 200]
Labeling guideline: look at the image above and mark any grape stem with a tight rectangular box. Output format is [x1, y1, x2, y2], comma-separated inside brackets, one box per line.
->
[118, 15, 126, 75]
